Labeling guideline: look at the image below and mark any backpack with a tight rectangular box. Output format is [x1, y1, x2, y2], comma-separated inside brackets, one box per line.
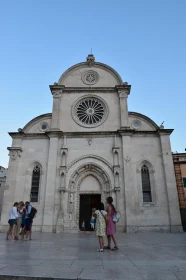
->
[113, 211, 120, 223]
[29, 207, 37, 219]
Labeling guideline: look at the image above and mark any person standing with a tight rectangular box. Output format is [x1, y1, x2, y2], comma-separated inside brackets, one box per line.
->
[25, 201, 32, 241]
[104, 196, 118, 250]
[81, 219, 85, 232]
[6, 202, 19, 240]
[95, 202, 107, 252]
[15, 201, 24, 240]
[90, 215, 95, 231]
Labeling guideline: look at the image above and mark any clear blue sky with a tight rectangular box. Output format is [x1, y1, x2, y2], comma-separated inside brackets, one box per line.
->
[0, 0, 186, 167]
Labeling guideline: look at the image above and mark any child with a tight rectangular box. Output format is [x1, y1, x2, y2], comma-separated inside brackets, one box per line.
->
[95, 202, 107, 252]
[82, 220, 85, 232]
[90, 215, 95, 231]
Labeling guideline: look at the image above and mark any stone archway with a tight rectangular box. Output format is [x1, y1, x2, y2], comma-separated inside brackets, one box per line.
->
[67, 163, 112, 229]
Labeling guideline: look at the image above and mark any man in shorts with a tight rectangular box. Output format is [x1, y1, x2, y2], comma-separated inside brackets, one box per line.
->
[25, 201, 33, 241]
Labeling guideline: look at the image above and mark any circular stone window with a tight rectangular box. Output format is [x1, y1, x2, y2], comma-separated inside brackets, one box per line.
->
[72, 96, 109, 128]
[82, 70, 99, 85]
[38, 122, 49, 132]
[131, 119, 141, 130]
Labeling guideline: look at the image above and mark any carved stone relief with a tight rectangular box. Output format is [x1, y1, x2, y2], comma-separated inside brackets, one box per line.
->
[8, 148, 22, 160]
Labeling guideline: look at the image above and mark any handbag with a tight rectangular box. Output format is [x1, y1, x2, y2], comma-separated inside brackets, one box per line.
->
[112, 211, 121, 223]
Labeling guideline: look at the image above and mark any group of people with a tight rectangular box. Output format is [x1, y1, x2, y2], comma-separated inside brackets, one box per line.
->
[6, 197, 118, 252]
[94, 196, 118, 252]
[6, 201, 33, 241]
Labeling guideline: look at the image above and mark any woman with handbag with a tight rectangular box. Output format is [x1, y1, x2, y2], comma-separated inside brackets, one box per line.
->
[104, 196, 119, 250]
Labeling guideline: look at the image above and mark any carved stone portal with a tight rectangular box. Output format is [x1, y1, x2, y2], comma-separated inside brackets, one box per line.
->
[67, 163, 113, 229]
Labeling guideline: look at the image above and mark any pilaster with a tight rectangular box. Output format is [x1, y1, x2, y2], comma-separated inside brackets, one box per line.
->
[42, 132, 59, 232]
[116, 85, 131, 129]
[0, 147, 22, 226]
[159, 132, 183, 233]
[120, 133, 136, 233]
[50, 90, 62, 130]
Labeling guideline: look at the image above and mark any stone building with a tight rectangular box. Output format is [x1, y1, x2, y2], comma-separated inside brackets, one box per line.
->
[173, 153, 186, 231]
[0, 166, 8, 216]
[0, 55, 182, 233]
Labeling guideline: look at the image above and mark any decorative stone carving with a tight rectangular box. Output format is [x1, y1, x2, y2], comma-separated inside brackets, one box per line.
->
[124, 156, 131, 163]
[69, 192, 74, 216]
[7, 147, 22, 160]
[131, 119, 141, 130]
[87, 138, 92, 145]
[61, 136, 68, 176]
[71, 95, 109, 128]
[67, 154, 112, 171]
[136, 159, 155, 174]
[118, 90, 129, 98]
[114, 172, 120, 189]
[86, 54, 95, 67]
[82, 70, 99, 85]
[67, 162, 113, 227]
[53, 90, 62, 98]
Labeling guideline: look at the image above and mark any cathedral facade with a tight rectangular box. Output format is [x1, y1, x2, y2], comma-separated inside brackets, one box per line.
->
[0, 55, 182, 233]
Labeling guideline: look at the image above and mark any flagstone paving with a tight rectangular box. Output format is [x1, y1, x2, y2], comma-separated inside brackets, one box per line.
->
[0, 232, 186, 279]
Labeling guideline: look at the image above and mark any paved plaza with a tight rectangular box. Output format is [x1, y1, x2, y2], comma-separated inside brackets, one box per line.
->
[0, 232, 186, 280]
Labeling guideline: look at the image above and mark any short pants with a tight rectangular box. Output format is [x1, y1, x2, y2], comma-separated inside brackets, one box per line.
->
[8, 219, 17, 226]
[25, 218, 33, 231]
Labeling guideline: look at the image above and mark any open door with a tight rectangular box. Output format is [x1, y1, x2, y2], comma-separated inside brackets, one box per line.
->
[79, 194, 101, 231]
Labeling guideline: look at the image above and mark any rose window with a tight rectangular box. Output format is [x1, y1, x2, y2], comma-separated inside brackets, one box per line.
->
[72, 96, 108, 128]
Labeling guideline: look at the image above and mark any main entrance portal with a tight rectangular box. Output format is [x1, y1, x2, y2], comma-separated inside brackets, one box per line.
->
[79, 194, 101, 231]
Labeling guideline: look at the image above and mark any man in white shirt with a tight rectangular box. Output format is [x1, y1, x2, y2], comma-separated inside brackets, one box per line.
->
[6, 202, 19, 240]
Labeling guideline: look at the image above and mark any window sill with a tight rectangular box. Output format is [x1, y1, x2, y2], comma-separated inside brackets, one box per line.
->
[141, 202, 158, 207]
[30, 202, 39, 207]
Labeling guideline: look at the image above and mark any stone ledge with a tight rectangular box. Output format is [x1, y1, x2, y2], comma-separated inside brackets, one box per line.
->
[127, 225, 171, 233]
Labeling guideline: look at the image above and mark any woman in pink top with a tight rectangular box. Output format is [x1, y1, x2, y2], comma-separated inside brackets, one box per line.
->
[104, 196, 118, 250]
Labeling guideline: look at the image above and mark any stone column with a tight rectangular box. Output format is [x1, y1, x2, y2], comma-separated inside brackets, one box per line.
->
[121, 132, 137, 233]
[0, 147, 22, 228]
[159, 132, 183, 233]
[42, 132, 59, 232]
[51, 90, 62, 131]
[116, 85, 131, 129]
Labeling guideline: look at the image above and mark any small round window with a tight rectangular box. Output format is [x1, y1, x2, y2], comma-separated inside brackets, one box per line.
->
[42, 124, 47, 130]
[39, 122, 48, 132]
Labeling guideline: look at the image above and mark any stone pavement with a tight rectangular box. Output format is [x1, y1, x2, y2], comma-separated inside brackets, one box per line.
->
[0, 232, 186, 280]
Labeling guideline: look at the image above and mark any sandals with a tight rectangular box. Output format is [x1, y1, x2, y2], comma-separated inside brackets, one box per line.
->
[97, 249, 104, 252]
[103, 245, 111, 249]
[112, 246, 119, 250]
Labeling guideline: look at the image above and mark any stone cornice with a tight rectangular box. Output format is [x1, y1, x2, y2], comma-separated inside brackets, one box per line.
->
[8, 129, 173, 140]
[45, 131, 64, 138]
[157, 129, 174, 135]
[7, 147, 22, 152]
[115, 85, 131, 96]
[50, 86, 117, 94]
[9, 132, 49, 139]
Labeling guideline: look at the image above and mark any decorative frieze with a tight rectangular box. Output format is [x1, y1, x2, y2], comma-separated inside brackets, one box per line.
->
[7, 147, 22, 160]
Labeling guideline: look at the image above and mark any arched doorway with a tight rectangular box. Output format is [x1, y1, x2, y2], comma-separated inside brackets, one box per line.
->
[79, 175, 101, 231]
[67, 163, 112, 231]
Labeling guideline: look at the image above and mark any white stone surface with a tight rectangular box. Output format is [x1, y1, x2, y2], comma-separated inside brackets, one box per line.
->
[0, 55, 182, 233]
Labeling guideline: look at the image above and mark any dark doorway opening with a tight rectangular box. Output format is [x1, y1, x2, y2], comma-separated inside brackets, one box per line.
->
[79, 194, 101, 231]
